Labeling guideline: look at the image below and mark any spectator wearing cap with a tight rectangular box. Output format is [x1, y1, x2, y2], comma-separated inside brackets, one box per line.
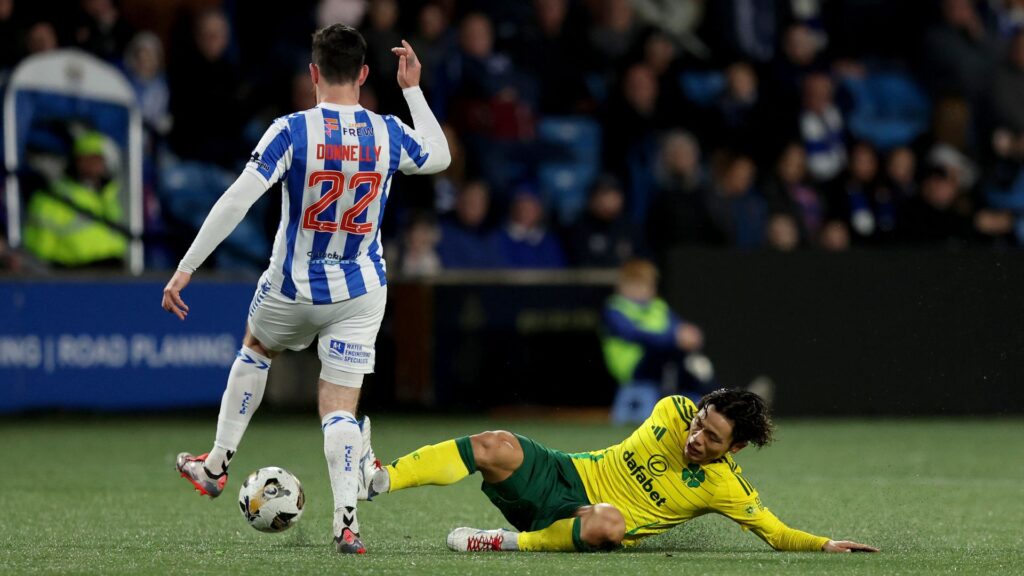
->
[568, 175, 639, 268]
[23, 132, 127, 268]
[496, 187, 565, 269]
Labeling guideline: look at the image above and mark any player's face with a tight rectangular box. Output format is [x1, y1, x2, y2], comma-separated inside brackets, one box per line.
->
[684, 405, 735, 464]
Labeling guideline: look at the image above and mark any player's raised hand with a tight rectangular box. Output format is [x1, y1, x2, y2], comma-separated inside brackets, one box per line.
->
[162, 270, 192, 321]
[391, 39, 421, 89]
[823, 540, 879, 553]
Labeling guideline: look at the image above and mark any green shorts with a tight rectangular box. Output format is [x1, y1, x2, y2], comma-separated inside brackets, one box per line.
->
[480, 434, 592, 532]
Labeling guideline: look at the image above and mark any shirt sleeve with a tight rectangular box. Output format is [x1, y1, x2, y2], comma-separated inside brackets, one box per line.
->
[243, 117, 293, 189]
[395, 87, 451, 175]
[713, 478, 831, 552]
[603, 305, 678, 349]
[176, 171, 268, 274]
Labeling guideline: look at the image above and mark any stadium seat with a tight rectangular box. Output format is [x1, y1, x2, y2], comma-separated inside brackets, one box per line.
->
[537, 117, 602, 224]
[842, 71, 930, 151]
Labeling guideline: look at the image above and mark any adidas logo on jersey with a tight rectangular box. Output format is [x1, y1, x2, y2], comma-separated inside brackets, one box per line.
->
[650, 425, 667, 441]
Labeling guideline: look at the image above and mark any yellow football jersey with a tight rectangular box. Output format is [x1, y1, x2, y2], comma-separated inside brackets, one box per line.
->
[570, 396, 830, 550]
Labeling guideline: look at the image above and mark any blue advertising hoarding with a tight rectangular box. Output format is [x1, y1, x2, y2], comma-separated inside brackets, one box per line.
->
[0, 279, 253, 412]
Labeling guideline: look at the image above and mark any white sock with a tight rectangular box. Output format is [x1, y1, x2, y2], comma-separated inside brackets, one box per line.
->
[207, 346, 271, 475]
[323, 410, 362, 535]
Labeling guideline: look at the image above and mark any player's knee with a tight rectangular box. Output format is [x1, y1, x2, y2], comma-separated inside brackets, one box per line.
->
[470, 430, 521, 470]
[582, 504, 626, 549]
[243, 335, 279, 359]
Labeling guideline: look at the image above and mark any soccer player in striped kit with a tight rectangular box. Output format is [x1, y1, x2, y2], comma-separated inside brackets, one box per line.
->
[162, 24, 450, 554]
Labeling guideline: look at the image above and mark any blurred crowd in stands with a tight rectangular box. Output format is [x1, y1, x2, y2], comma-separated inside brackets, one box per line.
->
[3, 0, 1024, 274]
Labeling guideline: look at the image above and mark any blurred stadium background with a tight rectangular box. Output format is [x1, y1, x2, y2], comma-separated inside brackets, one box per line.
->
[1, 0, 1023, 573]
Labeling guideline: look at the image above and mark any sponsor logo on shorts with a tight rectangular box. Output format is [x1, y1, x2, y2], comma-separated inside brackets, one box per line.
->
[328, 340, 372, 367]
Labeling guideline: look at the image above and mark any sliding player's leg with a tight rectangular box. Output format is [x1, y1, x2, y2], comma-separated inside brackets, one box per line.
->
[176, 326, 277, 497]
[372, 429, 522, 495]
[450, 504, 625, 552]
[378, 431, 606, 553]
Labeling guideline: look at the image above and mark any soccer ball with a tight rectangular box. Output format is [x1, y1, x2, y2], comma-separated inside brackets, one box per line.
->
[238, 467, 305, 533]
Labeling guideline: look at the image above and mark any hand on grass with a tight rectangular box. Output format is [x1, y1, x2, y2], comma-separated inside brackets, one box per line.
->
[823, 540, 879, 553]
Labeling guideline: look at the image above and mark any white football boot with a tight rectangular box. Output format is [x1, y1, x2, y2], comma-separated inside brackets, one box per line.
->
[357, 416, 382, 501]
[447, 527, 518, 552]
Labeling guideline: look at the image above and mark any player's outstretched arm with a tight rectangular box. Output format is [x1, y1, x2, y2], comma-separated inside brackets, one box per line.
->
[160, 171, 268, 320]
[823, 540, 879, 553]
[390, 39, 451, 174]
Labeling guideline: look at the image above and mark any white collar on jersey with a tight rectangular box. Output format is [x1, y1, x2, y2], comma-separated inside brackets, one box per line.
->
[317, 101, 364, 112]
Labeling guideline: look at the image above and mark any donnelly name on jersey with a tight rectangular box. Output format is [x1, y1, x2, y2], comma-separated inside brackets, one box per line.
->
[316, 144, 382, 162]
[622, 450, 668, 507]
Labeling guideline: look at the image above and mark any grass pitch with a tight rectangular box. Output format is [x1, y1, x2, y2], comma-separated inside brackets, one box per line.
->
[1, 415, 1022, 575]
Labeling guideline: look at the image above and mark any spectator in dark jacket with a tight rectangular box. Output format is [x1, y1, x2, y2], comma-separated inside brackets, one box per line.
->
[647, 131, 717, 252]
[168, 9, 247, 169]
[763, 142, 823, 246]
[496, 188, 565, 269]
[568, 175, 639, 268]
[902, 165, 975, 245]
[706, 154, 767, 248]
[436, 181, 501, 269]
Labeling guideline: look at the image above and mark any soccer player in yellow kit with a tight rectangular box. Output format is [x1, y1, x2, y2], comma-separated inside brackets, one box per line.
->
[364, 389, 878, 553]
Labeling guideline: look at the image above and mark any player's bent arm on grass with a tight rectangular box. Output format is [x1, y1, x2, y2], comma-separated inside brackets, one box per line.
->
[714, 483, 878, 553]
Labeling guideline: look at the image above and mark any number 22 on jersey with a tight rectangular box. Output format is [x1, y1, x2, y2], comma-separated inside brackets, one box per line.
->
[302, 170, 382, 234]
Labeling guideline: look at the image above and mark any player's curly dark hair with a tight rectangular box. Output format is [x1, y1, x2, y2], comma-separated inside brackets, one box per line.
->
[697, 388, 774, 448]
[312, 24, 367, 84]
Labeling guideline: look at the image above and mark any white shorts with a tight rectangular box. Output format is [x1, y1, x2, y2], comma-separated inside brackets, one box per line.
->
[247, 275, 387, 384]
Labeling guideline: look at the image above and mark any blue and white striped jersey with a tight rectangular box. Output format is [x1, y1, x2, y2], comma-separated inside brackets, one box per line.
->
[244, 101, 439, 304]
